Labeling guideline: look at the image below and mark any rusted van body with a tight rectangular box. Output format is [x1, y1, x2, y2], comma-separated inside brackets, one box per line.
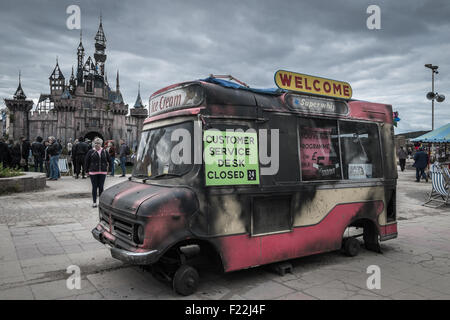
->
[92, 78, 397, 294]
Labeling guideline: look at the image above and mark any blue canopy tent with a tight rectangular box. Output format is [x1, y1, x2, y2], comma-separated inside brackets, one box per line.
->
[411, 123, 450, 143]
[411, 123, 450, 163]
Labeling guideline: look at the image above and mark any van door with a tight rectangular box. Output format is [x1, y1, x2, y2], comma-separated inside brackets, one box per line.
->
[256, 114, 299, 265]
[203, 120, 260, 237]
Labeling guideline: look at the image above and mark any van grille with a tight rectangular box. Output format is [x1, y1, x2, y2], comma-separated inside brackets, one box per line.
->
[100, 208, 136, 244]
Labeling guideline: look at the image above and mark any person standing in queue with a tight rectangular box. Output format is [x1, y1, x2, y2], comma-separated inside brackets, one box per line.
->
[108, 141, 116, 177]
[0, 138, 10, 168]
[397, 146, 407, 172]
[73, 137, 89, 179]
[413, 147, 429, 182]
[20, 136, 31, 172]
[10, 141, 21, 170]
[44, 140, 50, 177]
[85, 137, 110, 208]
[47, 136, 60, 180]
[31, 136, 45, 172]
[119, 139, 129, 177]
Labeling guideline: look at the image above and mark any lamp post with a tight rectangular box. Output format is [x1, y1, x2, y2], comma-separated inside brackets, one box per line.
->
[424, 64, 440, 131]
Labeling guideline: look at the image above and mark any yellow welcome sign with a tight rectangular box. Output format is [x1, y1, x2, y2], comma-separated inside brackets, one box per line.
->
[274, 70, 352, 99]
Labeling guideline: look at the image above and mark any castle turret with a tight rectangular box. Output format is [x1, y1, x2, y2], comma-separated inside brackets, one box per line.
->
[4, 72, 34, 140]
[49, 58, 65, 96]
[130, 82, 148, 118]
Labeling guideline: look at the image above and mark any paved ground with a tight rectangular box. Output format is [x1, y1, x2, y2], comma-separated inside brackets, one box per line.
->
[0, 162, 449, 300]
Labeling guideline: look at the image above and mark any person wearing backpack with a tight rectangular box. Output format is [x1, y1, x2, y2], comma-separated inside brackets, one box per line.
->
[119, 139, 129, 177]
[85, 137, 111, 208]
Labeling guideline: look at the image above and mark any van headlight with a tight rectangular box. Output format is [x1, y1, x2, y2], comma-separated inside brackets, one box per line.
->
[136, 225, 145, 244]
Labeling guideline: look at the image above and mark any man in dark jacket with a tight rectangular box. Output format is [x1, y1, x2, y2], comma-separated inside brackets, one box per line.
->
[0, 138, 10, 168]
[413, 147, 429, 182]
[72, 136, 89, 179]
[9, 140, 21, 169]
[31, 136, 45, 172]
[20, 137, 31, 172]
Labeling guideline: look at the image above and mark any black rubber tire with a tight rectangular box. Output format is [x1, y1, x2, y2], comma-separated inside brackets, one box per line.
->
[343, 238, 361, 257]
[172, 265, 199, 296]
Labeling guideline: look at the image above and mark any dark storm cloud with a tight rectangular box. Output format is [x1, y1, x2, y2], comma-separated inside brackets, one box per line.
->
[1, 0, 449, 133]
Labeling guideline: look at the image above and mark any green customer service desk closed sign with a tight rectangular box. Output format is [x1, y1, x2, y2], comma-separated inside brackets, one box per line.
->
[204, 130, 260, 186]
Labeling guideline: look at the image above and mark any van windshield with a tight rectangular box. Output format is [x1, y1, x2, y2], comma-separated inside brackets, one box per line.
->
[132, 121, 193, 179]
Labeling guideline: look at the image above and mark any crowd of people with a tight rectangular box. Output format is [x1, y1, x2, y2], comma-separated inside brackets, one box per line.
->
[0, 136, 59, 174]
[0, 135, 131, 206]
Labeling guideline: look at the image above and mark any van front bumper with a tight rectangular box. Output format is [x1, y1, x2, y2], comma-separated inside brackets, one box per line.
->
[92, 227, 159, 265]
[110, 247, 159, 265]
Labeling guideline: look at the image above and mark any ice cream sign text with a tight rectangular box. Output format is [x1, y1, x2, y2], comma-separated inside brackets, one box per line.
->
[149, 84, 203, 116]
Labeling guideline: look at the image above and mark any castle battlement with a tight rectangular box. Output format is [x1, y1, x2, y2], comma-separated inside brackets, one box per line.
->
[28, 110, 57, 121]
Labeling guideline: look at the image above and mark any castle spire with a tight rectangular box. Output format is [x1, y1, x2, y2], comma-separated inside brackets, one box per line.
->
[77, 29, 84, 84]
[94, 15, 107, 76]
[14, 70, 27, 100]
[133, 82, 144, 108]
[116, 70, 120, 92]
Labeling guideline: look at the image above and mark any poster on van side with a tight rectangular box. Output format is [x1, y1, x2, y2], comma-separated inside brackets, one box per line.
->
[300, 127, 337, 180]
[204, 130, 259, 186]
[348, 163, 373, 179]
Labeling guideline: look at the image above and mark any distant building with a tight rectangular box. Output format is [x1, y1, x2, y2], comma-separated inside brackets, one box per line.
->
[394, 130, 431, 151]
[3, 17, 147, 149]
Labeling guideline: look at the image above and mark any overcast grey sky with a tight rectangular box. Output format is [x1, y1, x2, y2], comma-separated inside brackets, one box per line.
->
[1, 0, 449, 133]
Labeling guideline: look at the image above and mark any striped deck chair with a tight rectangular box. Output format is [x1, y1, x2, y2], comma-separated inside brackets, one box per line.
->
[423, 163, 450, 208]
[58, 158, 72, 176]
[443, 166, 450, 184]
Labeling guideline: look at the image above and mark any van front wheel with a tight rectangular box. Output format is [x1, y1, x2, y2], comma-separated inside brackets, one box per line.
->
[172, 265, 199, 296]
[343, 237, 361, 257]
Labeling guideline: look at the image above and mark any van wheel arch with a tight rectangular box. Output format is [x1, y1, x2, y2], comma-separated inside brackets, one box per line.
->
[159, 238, 225, 272]
[344, 218, 381, 253]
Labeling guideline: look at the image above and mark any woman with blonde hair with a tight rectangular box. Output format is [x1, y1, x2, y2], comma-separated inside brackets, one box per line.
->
[84, 137, 111, 207]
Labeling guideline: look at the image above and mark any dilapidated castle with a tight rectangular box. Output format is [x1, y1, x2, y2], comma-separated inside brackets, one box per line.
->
[3, 18, 148, 149]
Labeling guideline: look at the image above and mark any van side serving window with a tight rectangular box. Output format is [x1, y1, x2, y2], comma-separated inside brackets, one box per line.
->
[339, 121, 382, 179]
[299, 118, 341, 181]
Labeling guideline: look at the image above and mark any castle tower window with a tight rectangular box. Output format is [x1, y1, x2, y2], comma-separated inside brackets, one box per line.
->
[86, 80, 93, 93]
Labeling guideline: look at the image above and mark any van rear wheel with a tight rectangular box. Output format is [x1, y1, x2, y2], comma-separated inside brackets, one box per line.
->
[343, 237, 361, 257]
[172, 265, 199, 296]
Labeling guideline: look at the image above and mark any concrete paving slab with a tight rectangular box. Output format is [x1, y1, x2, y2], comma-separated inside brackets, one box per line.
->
[30, 278, 97, 300]
[276, 291, 317, 300]
[59, 291, 104, 300]
[0, 285, 34, 300]
[0, 246, 18, 262]
[239, 280, 295, 300]
[87, 267, 155, 291]
[0, 260, 24, 279]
